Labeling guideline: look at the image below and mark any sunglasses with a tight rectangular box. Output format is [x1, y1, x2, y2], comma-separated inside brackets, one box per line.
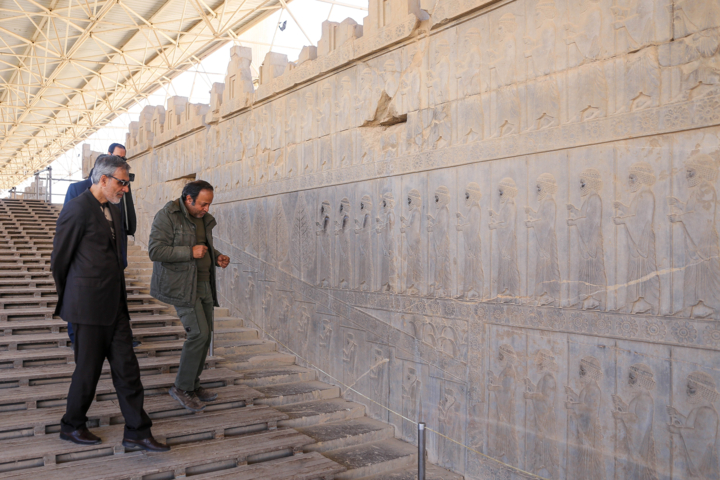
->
[107, 175, 131, 187]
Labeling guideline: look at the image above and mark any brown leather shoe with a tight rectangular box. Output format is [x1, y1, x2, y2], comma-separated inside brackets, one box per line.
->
[60, 428, 101, 445]
[122, 436, 170, 452]
[194, 386, 218, 402]
[169, 385, 205, 413]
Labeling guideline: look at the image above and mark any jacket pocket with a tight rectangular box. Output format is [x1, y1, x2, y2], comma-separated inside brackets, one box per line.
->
[158, 262, 194, 302]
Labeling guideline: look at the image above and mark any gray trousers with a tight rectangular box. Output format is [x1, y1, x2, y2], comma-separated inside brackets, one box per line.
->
[174, 281, 214, 391]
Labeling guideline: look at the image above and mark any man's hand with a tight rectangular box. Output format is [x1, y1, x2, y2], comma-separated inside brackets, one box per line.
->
[216, 254, 230, 268]
[192, 245, 208, 259]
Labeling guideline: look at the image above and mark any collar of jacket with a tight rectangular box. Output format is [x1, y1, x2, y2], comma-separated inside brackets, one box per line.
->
[172, 197, 217, 230]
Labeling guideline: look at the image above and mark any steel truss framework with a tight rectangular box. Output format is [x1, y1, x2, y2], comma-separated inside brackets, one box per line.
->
[0, 0, 290, 189]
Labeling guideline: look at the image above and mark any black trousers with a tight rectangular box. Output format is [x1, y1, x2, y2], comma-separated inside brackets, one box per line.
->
[60, 308, 152, 440]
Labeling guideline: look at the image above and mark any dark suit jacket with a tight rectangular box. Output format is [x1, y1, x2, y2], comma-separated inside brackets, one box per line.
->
[65, 178, 136, 268]
[52, 189, 129, 326]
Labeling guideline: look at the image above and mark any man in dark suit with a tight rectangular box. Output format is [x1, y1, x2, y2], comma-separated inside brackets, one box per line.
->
[51, 155, 168, 452]
[64, 143, 136, 345]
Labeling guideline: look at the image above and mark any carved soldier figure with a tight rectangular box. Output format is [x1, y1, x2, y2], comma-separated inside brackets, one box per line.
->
[438, 386, 463, 467]
[565, 0, 607, 121]
[342, 331, 357, 377]
[524, 0, 560, 130]
[489, 177, 520, 302]
[355, 195, 373, 291]
[318, 85, 333, 171]
[613, 363, 658, 480]
[568, 168, 607, 310]
[399, 48, 422, 115]
[565, 355, 605, 480]
[614, 162, 660, 315]
[357, 68, 375, 124]
[402, 366, 421, 439]
[302, 91, 315, 173]
[667, 371, 720, 480]
[401, 189, 423, 295]
[381, 59, 399, 98]
[334, 198, 352, 289]
[427, 39, 450, 108]
[524, 349, 560, 478]
[336, 77, 352, 132]
[488, 344, 519, 466]
[316, 200, 332, 288]
[428, 185, 452, 297]
[526, 173, 560, 306]
[376, 192, 398, 293]
[457, 182, 484, 299]
[456, 29, 483, 143]
[668, 153, 720, 318]
[487, 12, 520, 137]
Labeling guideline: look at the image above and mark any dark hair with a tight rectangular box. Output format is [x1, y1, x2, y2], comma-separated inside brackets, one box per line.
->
[182, 180, 214, 203]
[108, 143, 126, 155]
[91, 155, 131, 185]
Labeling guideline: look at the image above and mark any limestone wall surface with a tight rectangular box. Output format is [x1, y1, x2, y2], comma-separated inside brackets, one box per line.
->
[123, 0, 720, 477]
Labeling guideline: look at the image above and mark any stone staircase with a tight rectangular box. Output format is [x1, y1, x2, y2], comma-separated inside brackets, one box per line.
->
[0, 198, 462, 480]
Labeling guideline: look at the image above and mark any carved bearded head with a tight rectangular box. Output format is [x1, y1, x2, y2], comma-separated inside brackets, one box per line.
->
[579, 355, 603, 384]
[535, 0, 557, 26]
[628, 162, 656, 193]
[687, 371, 720, 405]
[465, 182, 482, 208]
[408, 189, 421, 211]
[339, 198, 350, 216]
[382, 192, 395, 212]
[498, 344, 517, 366]
[685, 153, 718, 188]
[360, 195, 372, 213]
[628, 363, 656, 391]
[320, 200, 330, 218]
[580, 168, 602, 197]
[434, 186, 450, 210]
[495, 13, 517, 42]
[535, 349, 558, 372]
[498, 177, 518, 202]
[536, 173, 558, 201]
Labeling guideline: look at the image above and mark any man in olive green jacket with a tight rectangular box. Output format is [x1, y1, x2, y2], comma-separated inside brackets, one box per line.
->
[148, 180, 230, 412]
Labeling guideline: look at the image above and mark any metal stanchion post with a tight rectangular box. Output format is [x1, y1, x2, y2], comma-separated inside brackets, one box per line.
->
[418, 422, 426, 480]
[47, 167, 52, 203]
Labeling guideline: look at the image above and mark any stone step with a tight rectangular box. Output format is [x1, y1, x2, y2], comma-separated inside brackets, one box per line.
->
[214, 339, 275, 356]
[191, 451, 345, 480]
[215, 316, 244, 329]
[297, 417, 395, 453]
[219, 352, 295, 371]
[0, 326, 185, 351]
[213, 327, 258, 343]
[0, 405, 287, 474]
[2, 429, 315, 480]
[325, 439, 418, 480]
[254, 381, 340, 406]
[234, 366, 317, 388]
[0, 367, 245, 411]
[356, 464, 464, 480]
[215, 307, 230, 317]
[275, 398, 366, 428]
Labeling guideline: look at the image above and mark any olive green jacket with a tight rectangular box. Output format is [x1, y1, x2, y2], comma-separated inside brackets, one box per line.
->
[148, 198, 223, 307]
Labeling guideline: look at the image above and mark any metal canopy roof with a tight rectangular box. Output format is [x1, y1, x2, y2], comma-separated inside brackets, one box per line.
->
[0, 0, 284, 189]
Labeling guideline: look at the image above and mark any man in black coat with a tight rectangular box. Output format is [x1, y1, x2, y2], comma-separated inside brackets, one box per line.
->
[51, 155, 168, 452]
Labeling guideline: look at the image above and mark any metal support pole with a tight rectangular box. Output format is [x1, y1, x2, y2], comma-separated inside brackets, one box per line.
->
[35, 173, 40, 200]
[418, 422, 426, 480]
[47, 167, 52, 203]
[209, 333, 214, 358]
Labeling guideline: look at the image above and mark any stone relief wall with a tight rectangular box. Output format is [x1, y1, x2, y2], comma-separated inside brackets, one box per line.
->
[123, 0, 720, 477]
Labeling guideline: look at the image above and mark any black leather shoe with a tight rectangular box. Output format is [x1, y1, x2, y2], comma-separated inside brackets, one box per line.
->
[122, 436, 170, 452]
[60, 428, 102, 445]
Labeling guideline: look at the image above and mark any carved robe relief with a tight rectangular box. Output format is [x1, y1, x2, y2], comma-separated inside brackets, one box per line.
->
[290, 195, 315, 281]
[526, 173, 560, 306]
[302, 92, 315, 173]
[614, 162, 660, 315]
[488, 344, 519, 466]
[342, 331, 358, 378]
[565, 0, 607, 121]
[524, 349, 561, 478]
[457, 182, 484, 299]
[376, 192, 398, 292]
[438, 384, 463, 467]
[316, 200, 332, 287]
[401, 189, 423, 295]
[357, 68, 375, 124]
[428, 186, 452, 297]
[381, 59, 399, 98]
[489, 178, 520, 302]
[524, 0, 560, 130]
[402, 365, 422, 440]
[568, 169, 607, 310]
[398, 48, 422, 115]
[355, 195, 373, 291]
[427, 39, 450, 108]
[488, 13, 520, 137]
[667, 371, 720, 480]
[456, 29, 483, 143]
[668, 153, 720, 318]
[335, 198, 352, 289]
[565, 355, 606, 480]
[613, 364, 658, 480]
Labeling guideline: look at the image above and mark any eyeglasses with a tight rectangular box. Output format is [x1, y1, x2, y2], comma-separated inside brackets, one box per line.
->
[107, 175, 131, 187]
